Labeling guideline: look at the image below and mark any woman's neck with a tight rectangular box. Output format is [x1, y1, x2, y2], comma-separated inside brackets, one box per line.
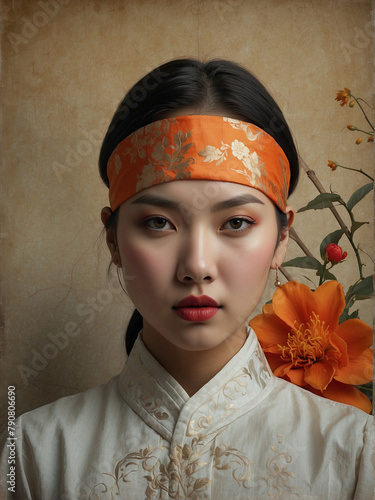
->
[141, 324, 247, 397]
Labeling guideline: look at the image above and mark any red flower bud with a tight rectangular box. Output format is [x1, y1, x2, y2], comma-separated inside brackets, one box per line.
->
[324, 243, 347, 263]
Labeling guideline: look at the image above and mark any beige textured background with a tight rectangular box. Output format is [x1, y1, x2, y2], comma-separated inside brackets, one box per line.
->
[0, 0, 373, 426]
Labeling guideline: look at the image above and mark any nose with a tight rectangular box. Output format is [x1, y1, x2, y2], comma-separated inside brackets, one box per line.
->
[176, 226, 217, 285]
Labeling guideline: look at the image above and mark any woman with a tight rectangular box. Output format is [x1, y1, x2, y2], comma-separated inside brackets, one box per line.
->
[3, 59, 373, 499]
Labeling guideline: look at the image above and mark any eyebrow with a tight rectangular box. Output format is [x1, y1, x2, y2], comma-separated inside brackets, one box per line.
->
[212, 193, 264, 212]
[131, 192, 265, 211]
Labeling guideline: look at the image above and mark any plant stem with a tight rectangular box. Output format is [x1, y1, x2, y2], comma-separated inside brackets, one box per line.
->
[351, 95, 374, 131]
[356, 97, 374, 111]
[300, 157, 365, 281]
[335, 163, 374, 181]
[356, 384, 373, 393]
[279, 265, 293, 282]
[352, 128, 374, 136]
[319, 262, 327, 286]
[299, 157, 351, 239]
[340, 200, 364, 280]
[289, 228, 315, 257]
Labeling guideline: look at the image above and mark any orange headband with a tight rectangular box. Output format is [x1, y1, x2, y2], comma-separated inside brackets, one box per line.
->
[107, 115, 290, 212]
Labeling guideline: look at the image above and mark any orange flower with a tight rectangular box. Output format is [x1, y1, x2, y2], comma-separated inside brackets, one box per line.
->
[335, 87, 351, 106]
[250, 281, 373, 413]
[368, 135, 374, 142]
[355, 137, 363, 145]
[327, 160, 337, 171]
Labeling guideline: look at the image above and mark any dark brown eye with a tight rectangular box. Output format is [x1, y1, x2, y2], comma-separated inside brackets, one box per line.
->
[144, 217, 173, 231]
[221, 217, 255, 232]
[229, 218, 243, 229]
[153, 217, 168, 229]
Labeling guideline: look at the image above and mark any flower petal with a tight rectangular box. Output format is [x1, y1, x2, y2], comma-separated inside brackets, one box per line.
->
[334, 348, 374, 385]
[329, 332, 348, 366]
[272, 281, 318, 329]
[335, 319, 373, 356]
[263, 352, 287, 372]
[321, 379, 372, 413]
[304, 360, 337, 391]
[249, 313, 290, 349]
[284, 368, 306, 387]
[313, 280, 345, 328]
[262, 303, 274, 316]
[274, 362, 295, 378]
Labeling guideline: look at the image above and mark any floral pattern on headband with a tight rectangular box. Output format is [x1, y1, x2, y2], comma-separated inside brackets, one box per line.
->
[199, 139, 264, 186]
[111, 120, 196, 194]
[223, 117, 263, 142]
[107, 115, 290, 212]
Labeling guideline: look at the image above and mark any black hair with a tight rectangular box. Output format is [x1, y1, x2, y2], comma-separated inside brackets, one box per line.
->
[99, 58, 299, 355]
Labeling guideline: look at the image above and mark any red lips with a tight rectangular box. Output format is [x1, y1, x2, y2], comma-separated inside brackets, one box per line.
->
[173, 295, 220, 322]
[175, 295, 219, 308]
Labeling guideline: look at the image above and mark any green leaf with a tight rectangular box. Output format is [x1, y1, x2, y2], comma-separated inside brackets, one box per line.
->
[356, 381, 373, 395]
[298, 193, 341, 213]
[316, 269, 337, 281]
[301, 275, 317, 287]
[319, 229, 346, 260]
[351, 220, 368, 234]
[347, 276, 374, 302]
[283, 256, 322, 270]
[339, 308, 359, 323]
[356, 382, 373, 404]
[346, 182, 373, 212]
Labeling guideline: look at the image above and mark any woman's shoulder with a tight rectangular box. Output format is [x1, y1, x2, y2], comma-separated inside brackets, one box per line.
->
[18, 372, 124, 434]
[272, 376, 374, 429]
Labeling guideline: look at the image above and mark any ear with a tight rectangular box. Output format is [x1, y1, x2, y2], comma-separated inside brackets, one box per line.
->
[101, 207, 121, 267]
[271, 205, 294, 270]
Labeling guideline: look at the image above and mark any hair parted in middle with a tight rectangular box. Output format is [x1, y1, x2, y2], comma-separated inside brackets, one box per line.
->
[98, 58, 300, 354]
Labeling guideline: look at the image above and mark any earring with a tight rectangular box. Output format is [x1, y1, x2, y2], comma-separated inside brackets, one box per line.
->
[116, 265, 128, 295]
[274, 265, 281, 288]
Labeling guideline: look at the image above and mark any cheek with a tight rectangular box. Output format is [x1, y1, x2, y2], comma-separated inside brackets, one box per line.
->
[222, 229, 277, 287]
[119, 240, 173, 294]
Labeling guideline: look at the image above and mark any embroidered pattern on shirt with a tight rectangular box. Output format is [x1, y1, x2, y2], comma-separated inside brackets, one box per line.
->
[263, 434, 300, 498]
[125, 347, 171, 421]
[89, 426, 254, 499]
[187, 367, 252, 436]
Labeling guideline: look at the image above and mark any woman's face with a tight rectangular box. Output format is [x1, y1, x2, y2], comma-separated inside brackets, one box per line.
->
[108, 180, 292, 353]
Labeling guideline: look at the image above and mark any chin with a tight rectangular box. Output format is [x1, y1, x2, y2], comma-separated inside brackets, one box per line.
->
[169, 327, 232, 352]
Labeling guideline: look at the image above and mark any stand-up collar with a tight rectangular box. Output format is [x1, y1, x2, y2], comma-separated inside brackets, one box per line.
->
[118, 328, 275, 442]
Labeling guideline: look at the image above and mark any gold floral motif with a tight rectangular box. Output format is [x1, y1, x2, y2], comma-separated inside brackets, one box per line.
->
[263, 434, 300, 498]
[124, 119, 174, 164]
[213, 444, 253, 488]
[187, 367, 252, 436]
[90, 426, 254, 499]
[89, 444, 164, 499]
[134, 120, 196, 192]
[108, 115, 290, 212]
[199, 135, 266, 187]
[126, 349, 170, 421]
[199, 141, 230, 165]
[223, 117, 263, 142]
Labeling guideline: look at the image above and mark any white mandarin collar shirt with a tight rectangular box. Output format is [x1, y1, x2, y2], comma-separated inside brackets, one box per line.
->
[2, 328, 374, 499]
